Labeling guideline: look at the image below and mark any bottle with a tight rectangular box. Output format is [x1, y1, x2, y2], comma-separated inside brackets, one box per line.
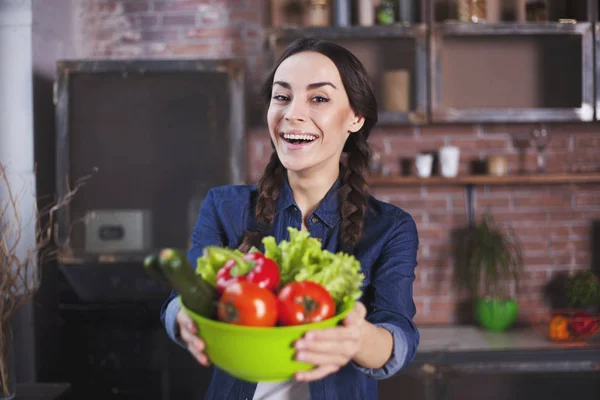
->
[333, 0, 351, 26]
[397, 0, 415, 24]
[358, 0, 374, 26]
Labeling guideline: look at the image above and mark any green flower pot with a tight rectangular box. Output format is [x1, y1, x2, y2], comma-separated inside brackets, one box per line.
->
[475, 298, 519, 332]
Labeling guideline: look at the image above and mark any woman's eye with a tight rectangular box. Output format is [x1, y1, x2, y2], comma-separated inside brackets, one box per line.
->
[272, 95, 289, 101]
[312, 96, 329, 103]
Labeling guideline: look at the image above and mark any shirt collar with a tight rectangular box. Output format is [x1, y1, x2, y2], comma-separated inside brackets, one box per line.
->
[276, 173, 342, 228]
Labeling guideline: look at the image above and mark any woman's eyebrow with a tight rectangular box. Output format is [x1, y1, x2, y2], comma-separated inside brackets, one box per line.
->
[273, 81, 337, 90]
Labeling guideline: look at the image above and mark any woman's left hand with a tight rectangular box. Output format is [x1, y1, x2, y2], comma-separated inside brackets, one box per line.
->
[294, 301, 367, 382]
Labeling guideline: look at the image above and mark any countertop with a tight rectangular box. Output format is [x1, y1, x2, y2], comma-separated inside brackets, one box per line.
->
[412, 325, 600, 372]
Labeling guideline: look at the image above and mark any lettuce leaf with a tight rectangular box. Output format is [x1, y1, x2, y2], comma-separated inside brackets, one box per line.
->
[263, 227, 365, 308]
[195, 247, 244, 286]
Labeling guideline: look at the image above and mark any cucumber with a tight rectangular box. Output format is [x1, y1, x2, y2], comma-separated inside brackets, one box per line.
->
[157, 248, 218, 318]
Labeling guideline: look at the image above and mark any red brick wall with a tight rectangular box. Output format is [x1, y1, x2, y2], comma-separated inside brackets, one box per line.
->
[78, 0, 600, 326]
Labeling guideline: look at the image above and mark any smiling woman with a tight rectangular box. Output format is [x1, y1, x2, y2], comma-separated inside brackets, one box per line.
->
[161, 38, 420, 400]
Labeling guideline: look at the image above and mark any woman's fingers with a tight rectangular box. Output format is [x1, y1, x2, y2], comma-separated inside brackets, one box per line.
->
[296, 336, 358, 358]
[302, 326, 360, 342]
[296, 349, 349, 367]
[176, 308, 197, 334]
[296, 364, 339, 382]
[176, 309, 210, 366]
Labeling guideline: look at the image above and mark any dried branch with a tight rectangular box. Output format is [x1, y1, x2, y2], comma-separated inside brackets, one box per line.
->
[0, 162, 90, 395]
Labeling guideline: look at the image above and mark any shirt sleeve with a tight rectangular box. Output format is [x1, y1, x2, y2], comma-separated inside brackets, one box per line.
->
[160, 188, 226, 345]
[352, 212, 420, 379]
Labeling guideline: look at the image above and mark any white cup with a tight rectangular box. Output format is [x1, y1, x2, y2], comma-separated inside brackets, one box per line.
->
[439, 146, 460, 178]
[415, 153, 433, 178]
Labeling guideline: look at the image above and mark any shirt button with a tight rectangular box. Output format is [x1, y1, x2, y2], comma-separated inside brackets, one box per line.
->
[292, 206, 298, 212]
[311, 216, 319, 224]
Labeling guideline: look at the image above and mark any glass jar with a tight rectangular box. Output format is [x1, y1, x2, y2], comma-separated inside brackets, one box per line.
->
[307, 0, 330, 27]
[376, 0, 395, 25]
[458, 0, 486, 23]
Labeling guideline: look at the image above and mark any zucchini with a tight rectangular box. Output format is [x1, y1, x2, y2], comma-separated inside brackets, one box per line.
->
[157, 248, 218, 318]
[144, 254, 169, 285]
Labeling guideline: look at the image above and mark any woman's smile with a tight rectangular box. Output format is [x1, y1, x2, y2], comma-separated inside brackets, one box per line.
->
[279, 130, 319, 150]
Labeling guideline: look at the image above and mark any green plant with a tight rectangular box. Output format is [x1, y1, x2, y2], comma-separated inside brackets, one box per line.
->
[454, 210, 524, 300]
[566, 271, 600, 309]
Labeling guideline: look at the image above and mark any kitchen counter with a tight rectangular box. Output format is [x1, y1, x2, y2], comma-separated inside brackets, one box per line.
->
[392, 326, 600, 400]
[414, 325, 600, 370]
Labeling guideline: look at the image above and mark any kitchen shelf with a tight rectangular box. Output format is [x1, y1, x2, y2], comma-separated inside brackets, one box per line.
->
[378, 110, 426, 125]
[265, 12, 598, 124]
[435, 21, 592, 35]
[430, 22, 594, 123]
[369, 173, 600, 186]
[267, 24, 427, 41]
[266, 24, 429, 126]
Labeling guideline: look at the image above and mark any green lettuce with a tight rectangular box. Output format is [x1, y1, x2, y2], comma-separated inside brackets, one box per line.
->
[263, 227, 365, 307]
[195, 247, 244, 286]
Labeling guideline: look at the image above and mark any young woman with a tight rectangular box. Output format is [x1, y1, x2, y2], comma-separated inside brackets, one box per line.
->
[161, 38, 420, 400]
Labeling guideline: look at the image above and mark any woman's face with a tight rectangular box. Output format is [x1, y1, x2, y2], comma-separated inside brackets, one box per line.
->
[267, 51, 365, 175]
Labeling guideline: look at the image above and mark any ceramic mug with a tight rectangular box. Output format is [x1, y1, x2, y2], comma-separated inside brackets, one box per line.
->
[415, 153, 433, 178]
[439, 146, 460, 178]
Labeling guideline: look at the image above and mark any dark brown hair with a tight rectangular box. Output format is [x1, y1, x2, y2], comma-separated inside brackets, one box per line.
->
[238, 38, 378, 253]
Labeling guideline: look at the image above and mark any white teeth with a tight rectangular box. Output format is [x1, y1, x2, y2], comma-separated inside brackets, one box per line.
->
[283, 133, 317, 141]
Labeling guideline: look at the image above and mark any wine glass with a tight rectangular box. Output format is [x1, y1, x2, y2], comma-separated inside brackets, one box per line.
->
[530, 126, 550, 173]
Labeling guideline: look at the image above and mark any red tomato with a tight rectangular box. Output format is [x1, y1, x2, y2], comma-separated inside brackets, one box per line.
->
[217, 281, 278, 327]
[277, 281, 336, 326]
[215, 252, 280, 294]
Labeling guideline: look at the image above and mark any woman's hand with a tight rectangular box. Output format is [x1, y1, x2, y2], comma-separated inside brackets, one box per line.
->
[293, 302, 367, 382]
[176, 308, 211, 366]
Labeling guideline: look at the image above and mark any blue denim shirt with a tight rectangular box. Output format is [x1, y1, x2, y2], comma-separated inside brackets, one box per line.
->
[161, 176, 420, 399]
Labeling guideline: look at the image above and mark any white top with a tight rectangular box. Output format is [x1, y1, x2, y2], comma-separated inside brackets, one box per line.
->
[252, 381, 310, 400]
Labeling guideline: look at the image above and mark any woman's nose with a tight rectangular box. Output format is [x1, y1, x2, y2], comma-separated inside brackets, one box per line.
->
[284, 99, 307, 122]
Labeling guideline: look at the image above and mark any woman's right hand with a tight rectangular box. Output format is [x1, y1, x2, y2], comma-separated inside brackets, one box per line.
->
[176, 308, 211, 366]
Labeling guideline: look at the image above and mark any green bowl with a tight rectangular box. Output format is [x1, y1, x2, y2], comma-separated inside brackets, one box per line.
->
[179, 297, 354, 383]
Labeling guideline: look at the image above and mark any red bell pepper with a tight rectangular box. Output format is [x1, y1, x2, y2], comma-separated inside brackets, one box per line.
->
[213, 248, 280, 294]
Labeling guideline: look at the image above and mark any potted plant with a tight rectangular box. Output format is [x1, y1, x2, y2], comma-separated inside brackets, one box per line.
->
[453, 209, 524, 331]
[557, 271, 600, 340]
[566, 270, 600, 311]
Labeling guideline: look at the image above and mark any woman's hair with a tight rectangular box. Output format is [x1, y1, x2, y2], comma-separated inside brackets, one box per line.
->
[238, 38, 378, 253]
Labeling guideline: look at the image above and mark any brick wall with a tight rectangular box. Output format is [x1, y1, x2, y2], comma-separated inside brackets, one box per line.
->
[76, 0, 600, 326]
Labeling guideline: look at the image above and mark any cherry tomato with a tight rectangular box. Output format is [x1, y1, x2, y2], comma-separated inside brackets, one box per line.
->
[215, 251, 280, 294]
[217, 281, 278, 327]
[277, 281, 336, 326]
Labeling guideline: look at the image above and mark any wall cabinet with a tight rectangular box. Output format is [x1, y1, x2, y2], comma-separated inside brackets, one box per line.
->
[266, 0, 600, 124]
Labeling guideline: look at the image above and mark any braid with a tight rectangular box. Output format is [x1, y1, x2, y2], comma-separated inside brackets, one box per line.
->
[339, 132, 371, 248]
[238, 149, 285, 252]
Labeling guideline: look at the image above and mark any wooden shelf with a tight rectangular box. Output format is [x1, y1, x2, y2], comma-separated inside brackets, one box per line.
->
[436, 21, 591, 36]
[369, 173, 600, 186]
[267, 23, 426, 41]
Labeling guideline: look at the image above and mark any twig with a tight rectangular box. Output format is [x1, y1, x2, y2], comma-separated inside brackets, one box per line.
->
[0, 162, 90, 395]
